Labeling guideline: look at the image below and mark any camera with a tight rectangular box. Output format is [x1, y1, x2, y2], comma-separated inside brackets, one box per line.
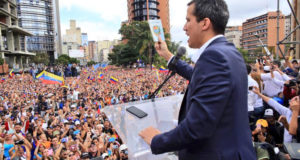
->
[15, 140, 24, 145]
[248, 86, 253, 90]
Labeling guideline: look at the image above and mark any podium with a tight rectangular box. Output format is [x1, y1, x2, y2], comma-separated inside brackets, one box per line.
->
[102, 95, 184, 160]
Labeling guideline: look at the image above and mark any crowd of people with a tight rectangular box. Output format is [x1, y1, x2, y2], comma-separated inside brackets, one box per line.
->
[0, 65, 187, 160]
[248, 48, 300, 160]
[1, 49, 300, 160]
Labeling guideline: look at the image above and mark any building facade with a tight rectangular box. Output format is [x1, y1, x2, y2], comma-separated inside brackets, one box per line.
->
[17, 0, 56, 63]
[292, 0, 300, 58]
[127, 0, 170, 34]
[88, 41, 97, 62]
[53, 0, 62, 57]
[225, 26, 242, 48]
[0, 0, 35, 69]
[63, 20, 82, 45]
[285, 15, 291, 42]
[242, 12, 285, 55]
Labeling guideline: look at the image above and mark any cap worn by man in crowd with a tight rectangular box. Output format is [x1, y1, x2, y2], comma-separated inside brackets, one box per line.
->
[102, 153, 109, 158]
[264, 109, 274, 118]
[256, 119, 268, 128]
[71, 104, 76, 108]
[75, 121, 80, 125]
[119, 144, 127, 152]
[263, 66, 270, 71]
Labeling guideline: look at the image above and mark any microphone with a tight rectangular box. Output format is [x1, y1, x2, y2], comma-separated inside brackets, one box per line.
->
[169, 46, 186, 71]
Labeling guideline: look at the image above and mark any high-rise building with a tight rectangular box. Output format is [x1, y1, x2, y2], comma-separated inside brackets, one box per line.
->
[242, 12, 285, 55]
[81, 33, 88, 47]
[127, 0, 170, 34]
[17, 0, 56, 63]
[0, 0, 35, 69]
[53, 0, 62, 58]
[225, 26, 242, 48]
[63, 20, 82, 45]
[88, 41, 97, 62]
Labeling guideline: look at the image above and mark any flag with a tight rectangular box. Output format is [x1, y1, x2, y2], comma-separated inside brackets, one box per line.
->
[36, 71, 64, 85]
[9, 69, 14, 78]
[97, 105, 102, 114]
[110, 76, 118, 84]
[0, 78, 5, 83]
[36, 71, 45, 79]
[98, 73, 104, 79]
[159, 66, 168, 73]
[93, 64, 100, 70]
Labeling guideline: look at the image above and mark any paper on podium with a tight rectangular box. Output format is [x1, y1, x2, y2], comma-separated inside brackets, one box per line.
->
[102, 95, 183, 160]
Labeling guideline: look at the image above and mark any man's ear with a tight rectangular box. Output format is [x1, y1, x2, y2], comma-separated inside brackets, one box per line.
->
[202, 18, 211, 31]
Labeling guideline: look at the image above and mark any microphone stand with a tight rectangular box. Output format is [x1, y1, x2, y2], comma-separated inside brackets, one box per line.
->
[148, 71, 176, 102]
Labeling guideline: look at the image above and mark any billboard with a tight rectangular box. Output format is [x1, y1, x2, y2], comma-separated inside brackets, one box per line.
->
[69, 50, 84, 58]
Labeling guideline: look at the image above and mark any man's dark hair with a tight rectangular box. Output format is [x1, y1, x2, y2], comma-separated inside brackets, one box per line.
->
[273, 60, 281, 68]
[188, 0, 229, 34]
[292, 60, 298, 64]
[246, 64, 252, 75]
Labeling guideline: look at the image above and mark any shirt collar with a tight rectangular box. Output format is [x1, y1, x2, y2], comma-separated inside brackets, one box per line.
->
[191, 35, 224, 63]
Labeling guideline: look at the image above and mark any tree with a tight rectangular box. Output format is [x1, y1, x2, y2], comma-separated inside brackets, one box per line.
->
[87, 61, 96, 66]
[108, 44, 139, 67]
[0, 57, 4, 65]
[31, 53, 50, 65]
[56, 55, 70, 65]
[69, 58, 80, 64]
[238, 48, 254, 63]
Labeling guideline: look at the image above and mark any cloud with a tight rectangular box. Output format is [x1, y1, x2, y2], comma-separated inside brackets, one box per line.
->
[59, 0, 127, 22]
[169, 0, 291, 55]
[60, 0, 291, 47]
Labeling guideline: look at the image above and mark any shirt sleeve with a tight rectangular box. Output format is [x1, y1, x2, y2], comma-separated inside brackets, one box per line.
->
[267, 99, 290, 116]
[261, 73, 271, 81]
[272, 78, 285, 88]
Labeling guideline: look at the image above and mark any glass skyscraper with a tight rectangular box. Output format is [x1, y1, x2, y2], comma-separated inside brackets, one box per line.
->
[17, 0, 55, 62]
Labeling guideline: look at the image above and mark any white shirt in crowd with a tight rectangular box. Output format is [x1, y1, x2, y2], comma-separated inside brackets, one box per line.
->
[261, 72, 282, 97]
[248, 75, 263, 112]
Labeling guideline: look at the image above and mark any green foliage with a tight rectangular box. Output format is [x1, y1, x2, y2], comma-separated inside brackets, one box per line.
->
[0, 57, 4, 65]
[32, 53, 50, 65]
[56, 55, 70, 65]
[69, 58, 80, 64]
[238, 48, 254, 64]
[56, 55, 79, 65]
[87, 61, 96, 66]
[110, 21, 183, 68]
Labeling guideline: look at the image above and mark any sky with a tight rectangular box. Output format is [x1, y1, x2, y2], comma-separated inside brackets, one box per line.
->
[59, 0, 292, 56]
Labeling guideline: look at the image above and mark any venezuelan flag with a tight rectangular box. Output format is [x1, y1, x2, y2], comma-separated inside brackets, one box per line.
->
[9, 69, 14, 78]
[37, 71, 64, 85]
[110, 76, 118, 84]
[98, 73, 104, 79]
[159, 66, 168, 73]
[97, 105, 102, 114]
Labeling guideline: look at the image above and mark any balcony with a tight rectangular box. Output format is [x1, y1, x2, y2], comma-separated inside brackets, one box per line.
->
[9, 25, 33, 36]
[0, 8, 17, 19]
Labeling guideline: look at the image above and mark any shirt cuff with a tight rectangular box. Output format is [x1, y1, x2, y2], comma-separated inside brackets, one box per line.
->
[167, 56, 175, 66]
